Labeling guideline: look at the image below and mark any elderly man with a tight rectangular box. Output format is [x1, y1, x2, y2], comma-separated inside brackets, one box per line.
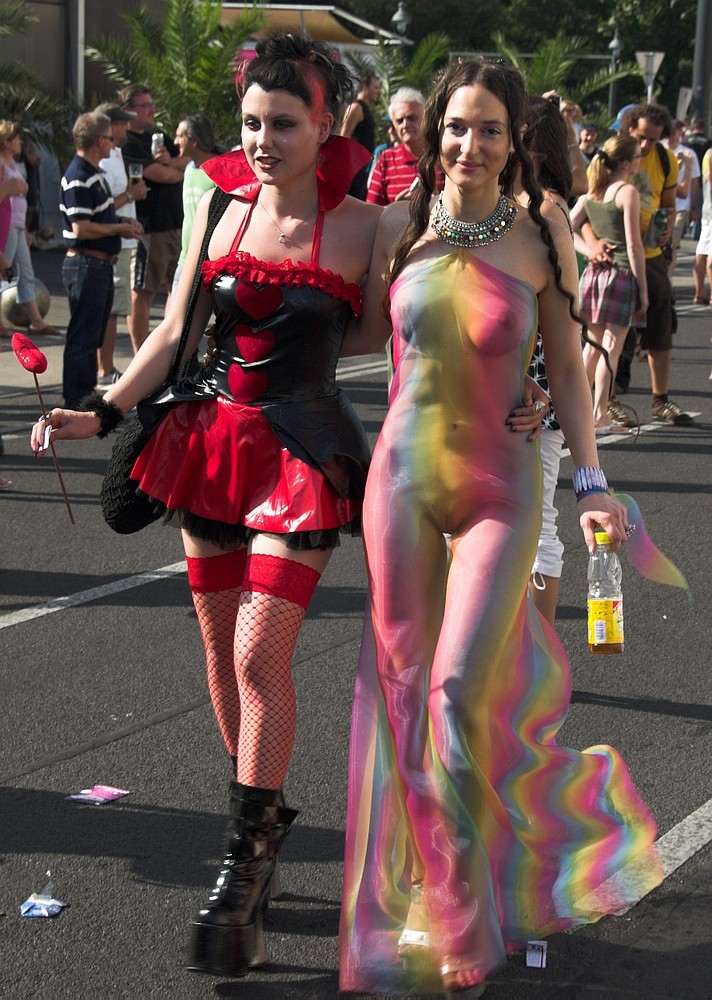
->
[59, 112, 142, 409]
[367, 87, 434, 205]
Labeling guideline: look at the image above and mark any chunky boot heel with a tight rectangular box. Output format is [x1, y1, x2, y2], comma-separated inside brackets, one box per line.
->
[190, 910, 265, 974]
[187, 782, 298, 976]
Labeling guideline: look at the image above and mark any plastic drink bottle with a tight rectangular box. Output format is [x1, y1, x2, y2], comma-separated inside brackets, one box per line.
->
[587, 530, 624, 654]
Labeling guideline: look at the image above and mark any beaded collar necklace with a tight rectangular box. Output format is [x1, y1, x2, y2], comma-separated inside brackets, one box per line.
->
[430, 193, 518, 248]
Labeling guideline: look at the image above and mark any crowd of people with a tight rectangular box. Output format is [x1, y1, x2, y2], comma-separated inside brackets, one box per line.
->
[14, 29, 700, 995]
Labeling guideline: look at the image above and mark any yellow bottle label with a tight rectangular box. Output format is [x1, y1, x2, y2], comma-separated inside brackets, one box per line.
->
[587, 599, 624, 645]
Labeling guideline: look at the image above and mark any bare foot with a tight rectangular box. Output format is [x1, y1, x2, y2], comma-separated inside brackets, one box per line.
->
[441, 967, 486, 994]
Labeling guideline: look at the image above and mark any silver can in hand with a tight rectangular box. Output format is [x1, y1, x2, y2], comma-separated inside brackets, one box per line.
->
[151, 132, 165, 157]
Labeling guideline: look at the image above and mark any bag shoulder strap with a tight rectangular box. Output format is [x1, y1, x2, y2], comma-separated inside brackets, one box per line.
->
[656, 141, 670, 180]
[170, 186, 232, 380]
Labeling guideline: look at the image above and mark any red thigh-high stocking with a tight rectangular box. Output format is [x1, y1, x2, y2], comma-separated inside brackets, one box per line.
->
[235, 553, 320, 790]
[186, 549, 248, 760]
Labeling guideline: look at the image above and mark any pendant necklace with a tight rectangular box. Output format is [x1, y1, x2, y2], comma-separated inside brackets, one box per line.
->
[430, 193, 518, 248]
[258, 200, 315, 246]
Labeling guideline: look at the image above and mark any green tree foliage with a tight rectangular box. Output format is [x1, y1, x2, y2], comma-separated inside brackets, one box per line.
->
[337, 0, 696, 114]
[86, 0, 265, 147]
[493, 32, 638, 110]
[0, 1, 73, 159]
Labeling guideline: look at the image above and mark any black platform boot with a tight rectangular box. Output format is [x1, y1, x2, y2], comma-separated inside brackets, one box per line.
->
[228, 756, 283, 901]
[187, 781, 298, 976]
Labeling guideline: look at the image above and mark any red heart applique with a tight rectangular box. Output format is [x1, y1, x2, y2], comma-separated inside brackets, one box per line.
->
[227, 363, 269, 403]
[235, 282, 283, 320]
[234, 324, 275, 363]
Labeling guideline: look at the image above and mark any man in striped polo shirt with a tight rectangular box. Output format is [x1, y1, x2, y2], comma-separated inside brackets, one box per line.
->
[60, 112, 142, 408]
[367, 88, 428, 205]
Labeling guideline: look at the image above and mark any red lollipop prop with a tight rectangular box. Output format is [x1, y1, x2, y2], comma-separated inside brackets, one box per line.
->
[11, 333, 75, 524]
[11, 333, 49, 375]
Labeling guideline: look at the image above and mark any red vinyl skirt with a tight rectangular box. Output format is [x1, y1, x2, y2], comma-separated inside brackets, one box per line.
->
[131, 396, 361, 538]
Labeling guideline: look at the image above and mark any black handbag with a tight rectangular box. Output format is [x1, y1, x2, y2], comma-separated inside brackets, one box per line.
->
[99, 188, 231, 534]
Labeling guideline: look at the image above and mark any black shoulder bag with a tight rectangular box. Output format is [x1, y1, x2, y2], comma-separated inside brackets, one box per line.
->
[99, 188, 231, 534]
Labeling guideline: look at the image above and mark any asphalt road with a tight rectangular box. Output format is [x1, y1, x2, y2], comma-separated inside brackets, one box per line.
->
[0, 244, 710, 998]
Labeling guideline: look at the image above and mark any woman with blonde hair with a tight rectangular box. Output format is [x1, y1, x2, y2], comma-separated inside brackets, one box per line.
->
[571, 134, 647, 430]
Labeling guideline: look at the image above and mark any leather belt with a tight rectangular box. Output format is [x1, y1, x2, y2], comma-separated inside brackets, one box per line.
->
[66, 248, 118, 265]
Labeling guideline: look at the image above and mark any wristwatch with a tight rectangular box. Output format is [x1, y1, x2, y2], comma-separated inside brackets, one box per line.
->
[126, 191, 134, 203]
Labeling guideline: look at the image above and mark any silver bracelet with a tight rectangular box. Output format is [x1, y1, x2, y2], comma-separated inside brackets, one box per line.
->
[573, 466, 608, 500]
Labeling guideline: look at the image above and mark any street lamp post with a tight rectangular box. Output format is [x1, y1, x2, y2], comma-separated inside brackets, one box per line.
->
[608, 28, 624, 118]
[391, 2, 412, 38]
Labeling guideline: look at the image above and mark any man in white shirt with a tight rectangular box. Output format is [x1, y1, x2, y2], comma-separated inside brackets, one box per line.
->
[663, 119, 701, 276]
[94, 102, 147, 385]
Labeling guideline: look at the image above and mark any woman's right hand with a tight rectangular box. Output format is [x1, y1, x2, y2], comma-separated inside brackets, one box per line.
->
[31, 409, 101, 455]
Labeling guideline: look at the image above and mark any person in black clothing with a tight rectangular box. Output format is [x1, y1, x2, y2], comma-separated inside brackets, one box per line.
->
[117, 84, 189, 351]
[685, 118, 712, 168]
[340, 73, 381, 200]
[578, 122, 601, 165]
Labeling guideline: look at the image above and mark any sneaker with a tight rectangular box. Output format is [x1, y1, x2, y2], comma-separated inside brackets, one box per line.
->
[651, 400, 693, 425]
[606, 400, 638, 428]
[95, 368, 122, 389]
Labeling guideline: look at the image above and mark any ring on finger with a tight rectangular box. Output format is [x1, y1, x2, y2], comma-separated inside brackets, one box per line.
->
[534, 400, 546, 414]
[624, 523, 636, 536]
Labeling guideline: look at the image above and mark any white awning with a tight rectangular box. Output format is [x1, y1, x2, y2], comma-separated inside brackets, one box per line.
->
[220, 3, 404, 46]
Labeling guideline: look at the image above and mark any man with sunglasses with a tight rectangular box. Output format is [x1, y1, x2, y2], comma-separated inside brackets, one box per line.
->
[367, 87, 443, 205]
[59, 113, 142, 408]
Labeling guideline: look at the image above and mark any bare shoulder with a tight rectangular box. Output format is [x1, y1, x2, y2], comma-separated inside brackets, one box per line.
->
[322, 199, 383, 281]
[330, 197, 381, 235]
[378, 200, 411, 249]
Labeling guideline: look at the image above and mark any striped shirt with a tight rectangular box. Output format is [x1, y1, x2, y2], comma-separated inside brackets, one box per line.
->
[60, 154, 121, 255]
[366, 144, 444, 205]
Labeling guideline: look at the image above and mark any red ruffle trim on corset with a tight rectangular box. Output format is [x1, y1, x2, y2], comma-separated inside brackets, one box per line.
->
[202, 251, 362, 316]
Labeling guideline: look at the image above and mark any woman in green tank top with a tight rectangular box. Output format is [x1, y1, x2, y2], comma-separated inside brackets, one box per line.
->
[571, 135, 647, 430]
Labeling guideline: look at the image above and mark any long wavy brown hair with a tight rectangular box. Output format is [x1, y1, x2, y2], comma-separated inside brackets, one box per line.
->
[384, 60, 579, 329]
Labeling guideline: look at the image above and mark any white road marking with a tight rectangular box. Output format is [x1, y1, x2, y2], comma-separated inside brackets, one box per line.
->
[0, 562, 186, 630]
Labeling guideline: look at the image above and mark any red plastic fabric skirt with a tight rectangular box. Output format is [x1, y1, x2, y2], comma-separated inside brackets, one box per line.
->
[130, 396, 361, 542]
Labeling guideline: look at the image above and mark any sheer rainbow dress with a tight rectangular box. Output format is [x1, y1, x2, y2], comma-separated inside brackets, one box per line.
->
[339, 249, 663, 994]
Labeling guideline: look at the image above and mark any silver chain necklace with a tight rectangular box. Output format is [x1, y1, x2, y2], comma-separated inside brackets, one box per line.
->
[430, 193, 518, 248]
[258, 200, 315, 245]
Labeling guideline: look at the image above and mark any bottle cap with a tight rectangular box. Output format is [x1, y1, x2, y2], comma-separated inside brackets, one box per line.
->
[594, 530, 611, 545]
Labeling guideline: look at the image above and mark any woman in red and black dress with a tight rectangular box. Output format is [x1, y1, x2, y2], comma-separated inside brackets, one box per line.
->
[32, 34, 381, 976]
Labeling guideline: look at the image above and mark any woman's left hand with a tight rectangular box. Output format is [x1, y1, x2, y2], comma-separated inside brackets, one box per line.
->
[507, 379, 550, 440]
[577, 492, 629, 551]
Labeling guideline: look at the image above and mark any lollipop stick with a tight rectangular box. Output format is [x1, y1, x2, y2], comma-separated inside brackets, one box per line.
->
[33, 374, 75, 525]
